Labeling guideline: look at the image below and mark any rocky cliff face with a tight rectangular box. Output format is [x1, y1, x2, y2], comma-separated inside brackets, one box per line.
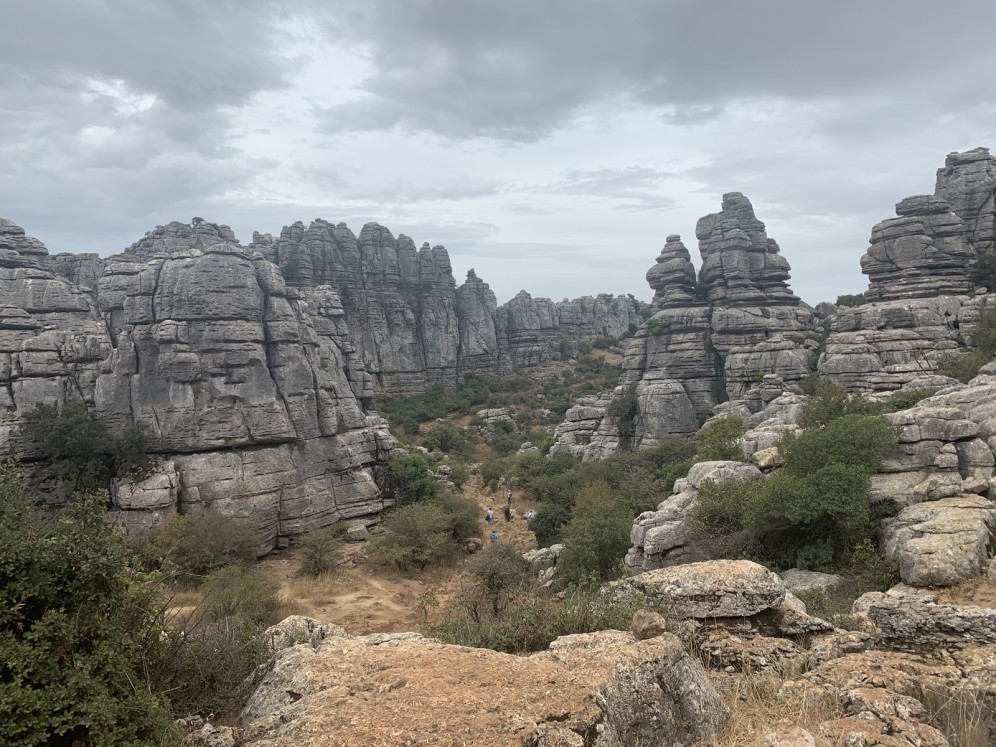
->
[820, 147, 996, 392]
[251, 219, 646, 394]
[1, 219, 394, 550]
[579, 193, 819, 460]
[0, 216, 648, 543]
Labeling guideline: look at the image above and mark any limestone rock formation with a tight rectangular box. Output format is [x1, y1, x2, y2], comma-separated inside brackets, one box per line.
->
[239, 628, 729, 747]
[0, 221, 394, 548]
[455, 269, 509, 375]
[562, 193, 818, 460]
[934, 147, 996, 256]
[861, 196, 976, 302]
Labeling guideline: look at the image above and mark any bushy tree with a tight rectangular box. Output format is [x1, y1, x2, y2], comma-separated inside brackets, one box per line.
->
[421, 422, 474, 458]
[695, 415, 745, 462]
[782, 414, 899, 477]
[557, 482, 633, 584]
[0, 465, 174, 746]
[606, 385, 638, 439]
[296, 522, 348, 578]
[528, 502, 572, 547]
[21, 401, 150, 493]
[798, 381, 877, 428]
[369, 493, 480, 572]
[377, 453, 437, 505]
[145, 511, 257, 582]
[465, 545, 534, 620]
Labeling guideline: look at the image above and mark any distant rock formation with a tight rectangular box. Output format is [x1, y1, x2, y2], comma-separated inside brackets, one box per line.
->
[251, 219, 647, 395]
[1, 219, 394, 549]
[577, 193, 819, 459]
[821, 147, 996, 393]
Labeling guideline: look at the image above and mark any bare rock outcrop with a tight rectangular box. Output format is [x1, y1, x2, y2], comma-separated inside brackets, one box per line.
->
[239, 628, 729, 747]
[0, 221, 394, 550]
[934, 146, 996, 257]
[861, 196, 976, 302]
[573, 194, 819, 460]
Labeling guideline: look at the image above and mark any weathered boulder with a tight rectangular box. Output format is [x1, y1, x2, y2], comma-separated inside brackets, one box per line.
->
[626, 461, 762, 572]
[780, 569, 845, 596]
[858, 593, 996, 649]
[239, 628, 729, 747]
[618, 559, 785, 618]
[881, 494, 996, 587]
[934, 147, 996, 258]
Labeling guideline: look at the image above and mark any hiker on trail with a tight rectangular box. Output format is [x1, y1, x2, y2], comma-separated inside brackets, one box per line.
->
[490, 530, 499, 543]
[485, 508, 494, 525]
[507, 488, 513, 507]
[524, 509, 536, 521]
[503, 506, 512, 522]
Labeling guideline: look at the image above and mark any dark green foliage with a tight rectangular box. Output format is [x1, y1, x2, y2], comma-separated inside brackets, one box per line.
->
[592, 336, 619, 349]
[296, 522, 348, 578]
[781, 414, 900, 477]
[971, 251, 996, 291]
[878, 388, 938, 413]
[695, 415, 745, 462]
[0, 465, 175, 746]
[938, 307, 996, 383]
[377, 453, 437, 505]
[745, 465, 871, 568]
[20, 401, 151, 493]
[835, 293, 867, 308]
[421, 422, 474, 458]
[144, 511, 257, 582]
[687, 411, 899, 569]
[378, 375, 533, 433]
[528, 502, 572, 547]
[798, 381, 877, 428]
[557, 482, 634, 584]
[369, 493, 481, 572]
[426, 585, 665, 654]
[644, 317, 668, 335]
[606, 385, 638, 438]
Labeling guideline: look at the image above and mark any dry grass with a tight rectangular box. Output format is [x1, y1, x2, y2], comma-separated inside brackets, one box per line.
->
[932, 576, 996, 609]
[922, 687, 996, 747]
[702, 669, 842, 747]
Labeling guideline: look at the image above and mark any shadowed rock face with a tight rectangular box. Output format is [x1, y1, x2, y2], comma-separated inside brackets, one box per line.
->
[581, 193, 818, 459]
[251, 220, 647, 395]
[1, 220, 394, 550]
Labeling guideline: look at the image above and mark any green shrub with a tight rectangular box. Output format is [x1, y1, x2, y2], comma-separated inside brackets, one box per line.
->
[745, 465, 872, 568]
[938, 308, 996, 383]
[878, 388, 938, 413]
[464, 544, 534, 620]
[592, 336, 619, 349]
[529, 502, 572, 547]
[0, 465, 175, 746]
[421, 422, 474, 458]
[369, 493, 479, 572]
[199, 565, 282, 625]
[20, 401, 151, 493]
[644, 317, 668, 335]
[835, 293, 867, 308]
[296, 522, 348, 578]
[606, 385, 638, 439]
[150, 511, 257, 582]
[556, 482, 633, 584]
[377, 453, 437, 505]
[695, 415, 745, 462]
[971, 251, 996, 291]
[427, 585, 665, 654]
[798, 381, 878, 428]
[146, 614, 269, 725]
[782, 414, 899, 477]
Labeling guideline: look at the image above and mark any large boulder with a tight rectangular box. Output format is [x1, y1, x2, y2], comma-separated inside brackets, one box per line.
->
[239, 627, 729, 747]
[881, 494, 996, 587]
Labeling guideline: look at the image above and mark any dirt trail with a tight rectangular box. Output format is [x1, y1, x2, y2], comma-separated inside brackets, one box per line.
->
[258, 471, 540, 635]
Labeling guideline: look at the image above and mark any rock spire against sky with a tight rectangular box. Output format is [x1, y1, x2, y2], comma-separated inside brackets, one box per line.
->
[3, 1, 995, 306]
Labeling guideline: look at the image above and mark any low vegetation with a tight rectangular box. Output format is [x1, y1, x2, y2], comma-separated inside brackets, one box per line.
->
[938, 307, 996, 383]
[21, 400, 151, 493]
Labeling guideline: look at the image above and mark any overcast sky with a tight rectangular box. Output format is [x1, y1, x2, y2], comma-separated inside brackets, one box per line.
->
[3, 1, 995, 306]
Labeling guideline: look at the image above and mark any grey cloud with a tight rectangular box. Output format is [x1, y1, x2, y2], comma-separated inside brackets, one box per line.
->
[321, 0, 996, 141]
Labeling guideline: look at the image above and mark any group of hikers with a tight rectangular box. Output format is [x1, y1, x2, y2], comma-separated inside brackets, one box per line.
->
[485, 487, 535, 543]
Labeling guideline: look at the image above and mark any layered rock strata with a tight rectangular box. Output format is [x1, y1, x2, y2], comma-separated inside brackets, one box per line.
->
[0, 221, 395, 549]
[250, 219, 646, 394]
[568, 193, 818, 460]
[821, 148, 996, 392]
